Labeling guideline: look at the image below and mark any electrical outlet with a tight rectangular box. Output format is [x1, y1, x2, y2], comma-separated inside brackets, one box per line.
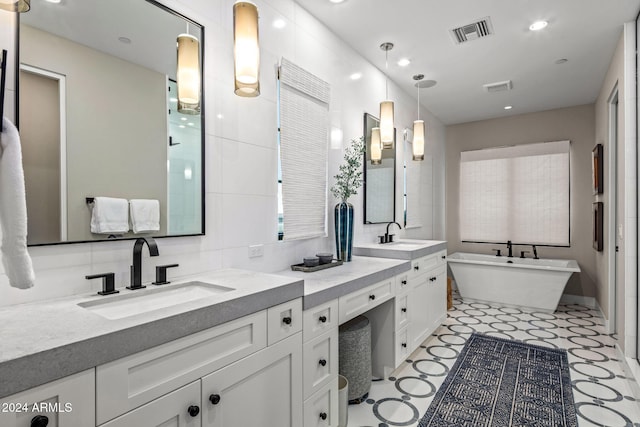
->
[249, 244, 264, 258]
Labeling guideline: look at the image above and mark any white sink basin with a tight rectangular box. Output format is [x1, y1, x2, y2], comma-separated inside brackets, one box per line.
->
[78, 281, 234, 320]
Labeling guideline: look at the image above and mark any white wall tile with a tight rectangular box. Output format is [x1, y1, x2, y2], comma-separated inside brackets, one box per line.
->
[221, 138, 277, 196]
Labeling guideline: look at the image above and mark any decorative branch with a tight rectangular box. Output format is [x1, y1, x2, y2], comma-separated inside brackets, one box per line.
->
[330, 136, 365, 202]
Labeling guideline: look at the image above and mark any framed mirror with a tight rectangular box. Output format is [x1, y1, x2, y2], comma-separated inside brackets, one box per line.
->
[363, 113, 396, 224]
[17, 0, 204, 245]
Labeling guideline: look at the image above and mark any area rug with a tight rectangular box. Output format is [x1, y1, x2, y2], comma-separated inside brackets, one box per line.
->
[419, 333, 577, 427]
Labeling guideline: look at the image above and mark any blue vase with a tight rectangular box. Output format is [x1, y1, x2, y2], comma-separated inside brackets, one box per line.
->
[335, 201, 354, 262]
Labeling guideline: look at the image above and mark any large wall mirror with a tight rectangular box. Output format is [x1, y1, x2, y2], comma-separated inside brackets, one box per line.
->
[363, 113, 396, 224]
[17, 0, 204, 245]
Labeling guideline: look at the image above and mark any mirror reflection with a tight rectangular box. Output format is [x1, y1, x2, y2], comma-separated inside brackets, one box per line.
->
[18, 0, 204, 245]
[363, 113, 396, 224]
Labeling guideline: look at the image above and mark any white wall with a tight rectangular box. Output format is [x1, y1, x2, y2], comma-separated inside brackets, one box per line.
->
[0, 0, 446, 306]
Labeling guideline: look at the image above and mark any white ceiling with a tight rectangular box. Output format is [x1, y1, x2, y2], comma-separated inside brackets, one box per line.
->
[294, 0, 640, 125]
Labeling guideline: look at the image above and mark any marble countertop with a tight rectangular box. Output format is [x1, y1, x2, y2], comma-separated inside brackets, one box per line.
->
[0, 269, 303, 399]
[353, 239, 447, 260]
[277, 256, 411, 310]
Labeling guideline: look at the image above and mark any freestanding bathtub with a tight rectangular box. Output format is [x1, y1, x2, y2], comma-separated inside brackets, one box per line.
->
[447, 252, 581, 312]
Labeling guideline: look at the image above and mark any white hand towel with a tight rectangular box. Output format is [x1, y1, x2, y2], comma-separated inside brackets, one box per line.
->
[130, 199, 160, 234]
[0, 117, 35, 289]
[90, 197, 129, 234]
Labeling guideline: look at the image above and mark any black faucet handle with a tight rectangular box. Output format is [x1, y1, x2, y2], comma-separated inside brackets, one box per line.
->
[492, 249, 502, 257]
[86, 272, 119, 296]
[378, 235, 387, 244]
[520, 251, 530, 259]
[153, 264, 180, 285]
[127, 265, 147, 290]
[388, 234, 395, 243]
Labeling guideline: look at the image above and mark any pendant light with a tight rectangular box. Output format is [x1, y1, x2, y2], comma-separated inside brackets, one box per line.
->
[379, 42, 395, 149]
[176, 26, 200, 115]
[412, 74, 425, 161]
[0, 0, 30, 12]
[234, 1, 260, 97]
[371, 127, 382, 165]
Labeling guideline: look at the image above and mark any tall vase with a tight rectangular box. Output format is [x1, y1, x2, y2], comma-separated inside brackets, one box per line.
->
[335, 201, 354, 262]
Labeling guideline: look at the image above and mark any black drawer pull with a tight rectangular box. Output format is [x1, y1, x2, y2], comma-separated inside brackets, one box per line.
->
[401, 280, 407, 285]
[319, 412, 328, 420]
[441, 255, 446, 259]
[401, 343, 407, 348]
[282, 316, 292, 325]
[401, 308, 407, 313]
[188, 405, 200, 417]
[31, 416, 49, 427]
[209, 394, 221, 405]
[319, 359, 327, 366]
[414, 265, 420, 271]
[369, 294, 375, 300]
[319, 315, 327, 323]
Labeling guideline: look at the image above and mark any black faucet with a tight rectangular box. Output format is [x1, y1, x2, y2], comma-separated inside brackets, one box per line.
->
[506, 240, 513, 258]
[128, 237, 160, 290]
[532, 245, 539, 260]
[379, 222, 402, 244]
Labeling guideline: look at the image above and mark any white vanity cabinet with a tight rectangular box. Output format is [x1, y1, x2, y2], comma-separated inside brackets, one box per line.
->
[408, 250, 447, 352]
[0, 369, 95, 427]
[302, 300, 339, 427]
[95, 298, 303, 427]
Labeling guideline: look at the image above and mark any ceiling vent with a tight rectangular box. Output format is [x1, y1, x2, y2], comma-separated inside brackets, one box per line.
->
[483, 80, 513, 93]
[450, 17, 494, 44]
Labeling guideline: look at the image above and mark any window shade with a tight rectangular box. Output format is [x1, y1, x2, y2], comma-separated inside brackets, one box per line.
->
[459, 140, 570, 245]
[278, 58, 330, 240]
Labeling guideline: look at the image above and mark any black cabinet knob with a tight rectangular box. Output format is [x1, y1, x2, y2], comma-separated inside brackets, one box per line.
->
[318, 359, 327, 366]
[282, 316, 292, 325]
[401, 343, 407, 348]
[188, 405, 200, 417]
[369, 294, 375, 300]
[401, 280, 407, 285]
[414, 265, 420, 271]
[401, 308, 407, 313]
[441, 255, 446, 259]
[31, 416, 49, 427]
[319, 315, 327, 323]
[319, 412, 328, 420]
[209, 394, 221, 405]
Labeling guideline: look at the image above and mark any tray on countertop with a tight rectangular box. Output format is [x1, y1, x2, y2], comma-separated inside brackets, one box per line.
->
[291, 260, 343, 272]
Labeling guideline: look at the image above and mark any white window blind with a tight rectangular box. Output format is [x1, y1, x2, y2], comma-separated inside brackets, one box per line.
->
[278, 58, 330, 240]
[459, 140, 570, 246]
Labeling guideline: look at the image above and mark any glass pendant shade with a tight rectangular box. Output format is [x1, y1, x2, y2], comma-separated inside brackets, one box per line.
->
[412, 120, 425, 161]
[379, 100, 394, 148]
[371, 127, 382, 165]
[0, 0, 30, 12]
[234, 2, 260, 97]
[176, 34, 200, 115]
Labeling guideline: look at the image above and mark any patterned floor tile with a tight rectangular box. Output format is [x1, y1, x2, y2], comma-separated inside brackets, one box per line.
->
[346, 292, 640, 427]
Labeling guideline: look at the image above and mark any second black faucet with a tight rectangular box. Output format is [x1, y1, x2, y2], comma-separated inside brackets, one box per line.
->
[128, 237, 160, 290]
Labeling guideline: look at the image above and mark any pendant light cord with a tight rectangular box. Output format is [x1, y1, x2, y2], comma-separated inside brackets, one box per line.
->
[385, 50, 389, 99]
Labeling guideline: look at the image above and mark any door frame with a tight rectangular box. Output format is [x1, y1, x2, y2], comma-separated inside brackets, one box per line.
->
[19, 64, 67, 241]
[606, 84, 619, 335]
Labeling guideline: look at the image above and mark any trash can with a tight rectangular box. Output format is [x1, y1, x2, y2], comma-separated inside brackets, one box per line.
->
[338, 315, 371, 403]
[338, 375, 349, 427]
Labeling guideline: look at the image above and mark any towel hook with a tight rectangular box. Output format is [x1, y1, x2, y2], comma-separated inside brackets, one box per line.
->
[0, 49, 7, 133]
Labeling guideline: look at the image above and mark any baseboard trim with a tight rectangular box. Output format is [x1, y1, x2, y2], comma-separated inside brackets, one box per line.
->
[559, 294, 596, 308]
[614, 343, 640, 400]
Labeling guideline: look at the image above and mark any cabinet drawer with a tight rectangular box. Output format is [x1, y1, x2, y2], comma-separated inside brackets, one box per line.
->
[338, 279, 394, 324]
[303, 299, 338, 342]
[395, 326, 411, 366]
[96, 310, 267, 425]
[395, 293, 409, 330]
[268, 298, 302, 346]
[410, 254, 438, 277]
[101, 381, 200, 427]
[304, 377, 338, 427]
[303, 329, 338, 398]
[437, 250, 447, 266]
[0, 369, 95, 427]
[395, 273, 410, 294]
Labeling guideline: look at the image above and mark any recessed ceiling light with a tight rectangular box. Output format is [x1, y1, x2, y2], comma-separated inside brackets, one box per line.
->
[504, 105, 513, 110]
[529, 21, 548, 31]
[118, 36, 132, 44]
[329, 0, 346, 3]
[397, 58, 411, 67]
[181, 117, 187, 121]
[217, 113, 224, 119]
[179, 125, 186, 128]
[45, 0, 61, 3]
[350, 72, 362, 80]
[188, 122, 194, 126]
[555, 58, 568, 65]
[273, 19, 286, 29]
